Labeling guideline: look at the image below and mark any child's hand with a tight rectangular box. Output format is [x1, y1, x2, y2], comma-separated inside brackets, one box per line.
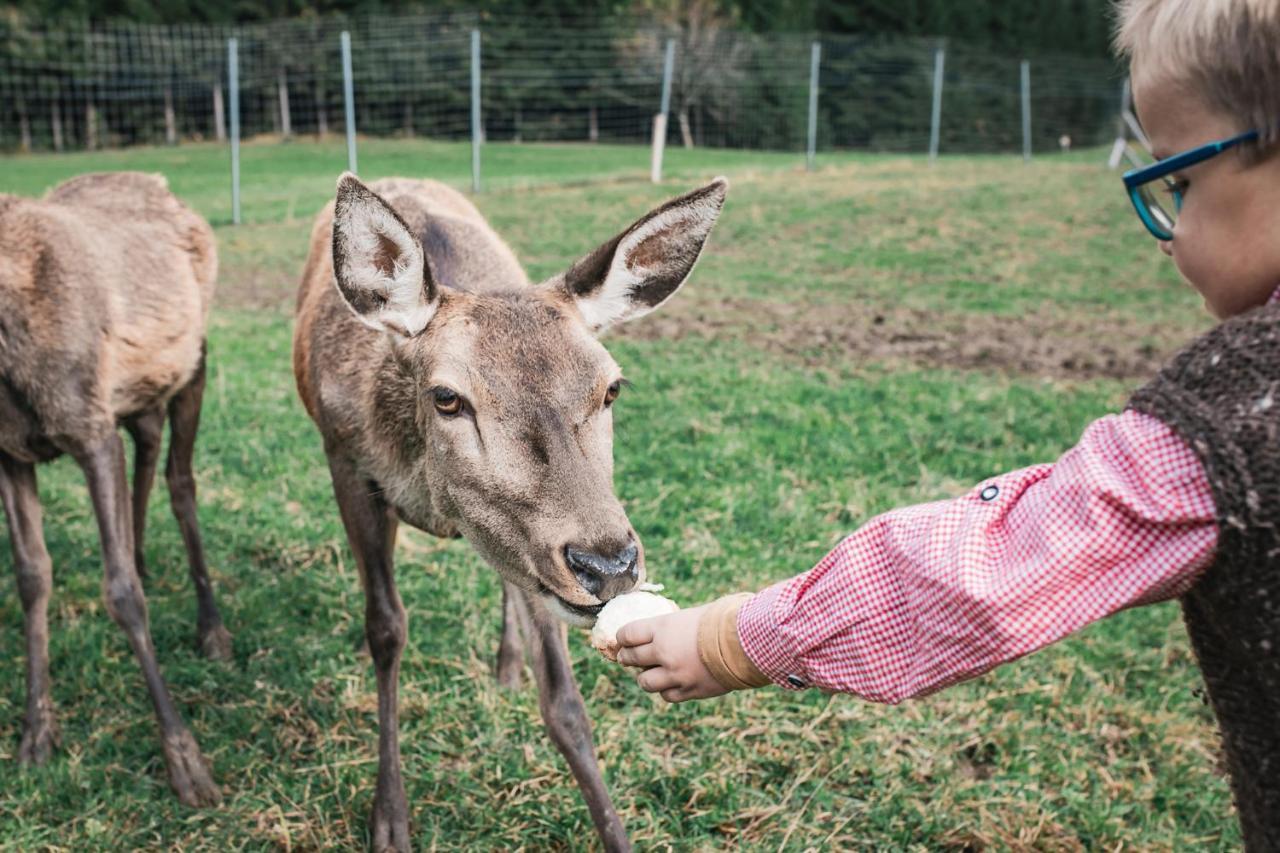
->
[615, 604, 729, 703]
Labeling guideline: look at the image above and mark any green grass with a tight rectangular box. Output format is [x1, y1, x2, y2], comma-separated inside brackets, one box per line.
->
[0, 141, 1236, 850]
[0, 136, 817, 226]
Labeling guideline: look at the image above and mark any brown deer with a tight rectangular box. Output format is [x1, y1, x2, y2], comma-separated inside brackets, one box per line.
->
[0, 172, 230, 806]
[293, 173, 727, 851]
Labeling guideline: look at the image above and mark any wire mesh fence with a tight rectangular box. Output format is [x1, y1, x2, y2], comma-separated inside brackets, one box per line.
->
[0, 13, 1125, 177]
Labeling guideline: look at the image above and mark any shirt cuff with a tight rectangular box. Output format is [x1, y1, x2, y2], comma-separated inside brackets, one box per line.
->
[696, 594, 771, 691]
[736, 582, 813, 691]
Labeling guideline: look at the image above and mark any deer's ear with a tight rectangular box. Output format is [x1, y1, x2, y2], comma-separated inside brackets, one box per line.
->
[553, 177, 727, 334]
[331, 172, 438, 337]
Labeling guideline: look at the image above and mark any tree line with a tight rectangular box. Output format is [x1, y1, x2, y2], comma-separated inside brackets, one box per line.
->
[4, 0, 1120, 58]
[0, 4, 1122, 156]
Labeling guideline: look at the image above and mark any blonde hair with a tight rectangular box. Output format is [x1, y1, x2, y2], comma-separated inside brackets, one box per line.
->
[1114, 0, 1280, 153]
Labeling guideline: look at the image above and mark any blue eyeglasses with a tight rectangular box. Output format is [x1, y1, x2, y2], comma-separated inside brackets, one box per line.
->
[1122, 129, 1259, 240]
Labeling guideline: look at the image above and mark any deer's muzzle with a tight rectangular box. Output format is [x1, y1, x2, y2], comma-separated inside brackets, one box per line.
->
[564, 542, 639, 603]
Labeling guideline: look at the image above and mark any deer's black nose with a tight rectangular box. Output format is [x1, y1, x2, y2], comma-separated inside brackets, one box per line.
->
[565, 542, 639, 602]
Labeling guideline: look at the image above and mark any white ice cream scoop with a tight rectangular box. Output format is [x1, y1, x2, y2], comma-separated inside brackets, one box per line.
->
[589, 584, 679, 662]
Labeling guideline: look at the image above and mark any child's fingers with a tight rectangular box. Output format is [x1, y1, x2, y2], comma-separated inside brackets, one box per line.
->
[616, 644, 660, 668]
[615, 618, 656, 648]
[636, 666, 680, 693]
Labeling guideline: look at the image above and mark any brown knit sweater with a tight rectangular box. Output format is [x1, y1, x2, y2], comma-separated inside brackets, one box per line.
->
[1128, 301, 1280, 852]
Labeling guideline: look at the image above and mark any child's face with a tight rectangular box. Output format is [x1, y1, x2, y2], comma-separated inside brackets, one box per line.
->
[1133, 75, 1280, 318]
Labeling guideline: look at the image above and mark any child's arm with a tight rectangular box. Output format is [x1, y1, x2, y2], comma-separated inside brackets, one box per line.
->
[616, 410, 1217, 703]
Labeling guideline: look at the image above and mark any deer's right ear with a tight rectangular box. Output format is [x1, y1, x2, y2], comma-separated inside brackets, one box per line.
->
[331, 172, 438, 337]
[551, 177, 728, 334]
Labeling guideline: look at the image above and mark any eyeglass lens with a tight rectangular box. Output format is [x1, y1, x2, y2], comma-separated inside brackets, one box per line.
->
[1136, 179, 1178, 235]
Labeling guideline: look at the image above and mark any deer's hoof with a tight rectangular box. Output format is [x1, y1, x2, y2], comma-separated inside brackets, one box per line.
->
[17, 712, 61, 766]
[199, 624, 233, 661]
[371, 793, 411, 852]
[164, 729, 222, 808]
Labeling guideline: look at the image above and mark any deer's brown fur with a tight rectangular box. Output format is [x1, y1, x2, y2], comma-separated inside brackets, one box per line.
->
[0, 172, 228, 807]
[1, 173, 214, 456]
[293, 173, 726, 851]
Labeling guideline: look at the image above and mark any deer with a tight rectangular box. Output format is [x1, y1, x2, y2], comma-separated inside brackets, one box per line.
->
[292, 172, 727, 851]
[0, 172, 230, 806]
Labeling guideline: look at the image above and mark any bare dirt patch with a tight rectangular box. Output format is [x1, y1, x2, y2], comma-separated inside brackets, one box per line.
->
[617, 294, 1205, 382]
[217, 264, 1196, 382]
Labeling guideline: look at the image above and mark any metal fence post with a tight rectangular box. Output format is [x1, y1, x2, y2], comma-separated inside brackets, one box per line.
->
[659, 38, 675, 118]
[213, 81, 226, 142]
[51, 95, 64, 151]
[1020, 59, 1031, 162]
[228, 37, 240, 225]
[651, 37, 676, 184]
[928, 45, 945, 162]
[471, 29, 482, 193]
[164, 86, 176, 145]
[341, 31, 357, 174]
[806, 41, 821, 171]
[1108, 78, 1133, 169]
[278, 67, 292, 139]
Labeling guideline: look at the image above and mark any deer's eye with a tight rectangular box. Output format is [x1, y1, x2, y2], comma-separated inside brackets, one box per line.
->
[433, 388, 463, 416]
[603, 380, 622, 407]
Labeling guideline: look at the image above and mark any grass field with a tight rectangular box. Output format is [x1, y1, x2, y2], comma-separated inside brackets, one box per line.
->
[0, 138, 1235, 851]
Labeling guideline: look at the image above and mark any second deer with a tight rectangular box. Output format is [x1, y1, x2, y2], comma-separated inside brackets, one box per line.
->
[0, 172, 230, 806]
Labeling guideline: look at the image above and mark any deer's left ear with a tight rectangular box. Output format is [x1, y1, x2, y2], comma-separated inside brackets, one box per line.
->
[331, 172, 439, 338]
[548, 177, 727, 334]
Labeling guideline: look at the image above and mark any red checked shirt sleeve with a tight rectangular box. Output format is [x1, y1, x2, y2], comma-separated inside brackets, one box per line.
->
[736, 410, 1218, 702]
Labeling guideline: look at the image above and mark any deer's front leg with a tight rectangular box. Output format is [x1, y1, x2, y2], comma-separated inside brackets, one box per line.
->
[514, 590, 630, 852]
[327, 453, 410, 853]
[0, 452, 60, 766]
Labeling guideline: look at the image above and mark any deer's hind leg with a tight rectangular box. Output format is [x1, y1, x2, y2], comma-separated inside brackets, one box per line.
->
[75, 432, 220, 807]
[327, 452, 411, 853]
[0, 452, 60, 766]
[514, 590, 630, 853]
[496, 581, 525, 689]
[165, 350, 231, 660]
[123, 406, 165, 582]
